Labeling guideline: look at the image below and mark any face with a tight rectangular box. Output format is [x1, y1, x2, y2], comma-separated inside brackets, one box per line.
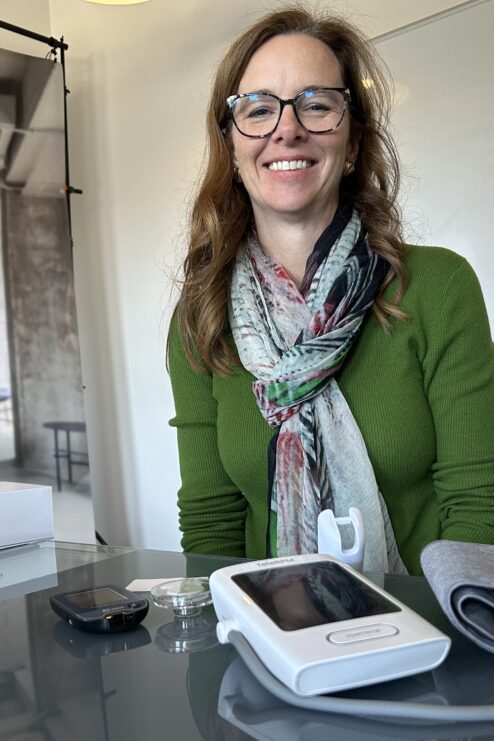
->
[231, 33, 356, 231]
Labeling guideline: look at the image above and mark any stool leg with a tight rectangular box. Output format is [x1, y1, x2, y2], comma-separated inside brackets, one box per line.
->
[67, 430, 73, 484]
[54, 429, 62, 491]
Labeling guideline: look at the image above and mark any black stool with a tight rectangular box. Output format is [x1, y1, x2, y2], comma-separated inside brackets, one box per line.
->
[43, 421, 89, 491]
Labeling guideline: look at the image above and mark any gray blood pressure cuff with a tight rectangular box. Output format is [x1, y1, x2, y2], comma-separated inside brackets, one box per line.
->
[420, 540, 494, 654]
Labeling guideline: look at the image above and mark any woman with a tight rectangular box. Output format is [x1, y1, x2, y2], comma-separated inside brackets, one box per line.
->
[168, 7, 494, 575]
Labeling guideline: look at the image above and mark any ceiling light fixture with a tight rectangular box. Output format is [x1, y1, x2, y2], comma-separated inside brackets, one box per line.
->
[81, 0, 151, 5]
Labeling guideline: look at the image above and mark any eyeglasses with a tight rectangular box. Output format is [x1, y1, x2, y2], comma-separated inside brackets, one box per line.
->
[226, 87, 351, 138]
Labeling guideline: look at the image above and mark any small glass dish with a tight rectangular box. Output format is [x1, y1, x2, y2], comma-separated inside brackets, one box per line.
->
[150, 577, 212, 617]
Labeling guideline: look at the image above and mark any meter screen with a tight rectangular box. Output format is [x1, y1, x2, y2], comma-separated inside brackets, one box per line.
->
[233, 562, 400, 631]
[67, 587, 125, 609]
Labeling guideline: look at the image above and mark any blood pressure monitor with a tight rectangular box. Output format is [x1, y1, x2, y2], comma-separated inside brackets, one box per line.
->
[210, 554, 451, 696]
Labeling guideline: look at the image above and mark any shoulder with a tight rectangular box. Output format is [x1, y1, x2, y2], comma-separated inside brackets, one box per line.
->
[167, 305, 209, 379]
[391, 245, 492, 359]
[167, 306, 181, 351]
[398, 244, 482, 310]
[167, 306, 184, 367]
[403, 244, 470, 279]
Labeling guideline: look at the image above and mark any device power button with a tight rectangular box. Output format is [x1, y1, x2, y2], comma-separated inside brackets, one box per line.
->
[328, 623, 399, 644]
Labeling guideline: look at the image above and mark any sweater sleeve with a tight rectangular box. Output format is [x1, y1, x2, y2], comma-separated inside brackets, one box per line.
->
[168, 314, 247, 557]
[422, 255, 494, 544]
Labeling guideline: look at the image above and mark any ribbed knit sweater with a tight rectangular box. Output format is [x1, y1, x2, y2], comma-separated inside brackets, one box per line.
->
[169, 245, 494, 574]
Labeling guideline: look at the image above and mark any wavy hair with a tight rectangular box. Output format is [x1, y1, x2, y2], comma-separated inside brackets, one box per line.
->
[177, 5, 406, 374]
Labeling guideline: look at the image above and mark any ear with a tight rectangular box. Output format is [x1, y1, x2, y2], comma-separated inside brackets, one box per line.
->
[226, 128, 239, 169]
[231, 142, 239, 169]
[346, 126, 361, 165]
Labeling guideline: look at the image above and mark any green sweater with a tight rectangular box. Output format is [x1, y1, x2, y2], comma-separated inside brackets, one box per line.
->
[169, 245, 494, 574]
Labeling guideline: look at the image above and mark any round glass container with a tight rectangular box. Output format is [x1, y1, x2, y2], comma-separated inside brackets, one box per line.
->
[150, 577, 212, 617]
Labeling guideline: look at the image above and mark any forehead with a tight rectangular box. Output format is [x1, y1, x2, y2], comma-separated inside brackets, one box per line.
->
[238, 33, 344, 93]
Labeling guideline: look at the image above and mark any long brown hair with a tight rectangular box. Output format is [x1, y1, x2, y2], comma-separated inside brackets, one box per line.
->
[177, 5, 406, 374]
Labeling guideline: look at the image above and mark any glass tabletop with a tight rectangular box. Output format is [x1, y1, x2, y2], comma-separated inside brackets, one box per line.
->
[0, 541, 492, 741]
[0, 540, 138, 600]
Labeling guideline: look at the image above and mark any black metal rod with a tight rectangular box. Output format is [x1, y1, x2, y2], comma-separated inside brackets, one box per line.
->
[0, 19, 68, 50]
[95, 531, 108, 546]
[0, 19, 81, 257]
[60, 40, 75, 256]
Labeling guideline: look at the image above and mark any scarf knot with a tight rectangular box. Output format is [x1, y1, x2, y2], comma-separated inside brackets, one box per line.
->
[250, 238, 385, 429]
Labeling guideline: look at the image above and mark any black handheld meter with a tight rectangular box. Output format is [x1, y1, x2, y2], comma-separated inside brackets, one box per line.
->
[50, 584, 149, 634]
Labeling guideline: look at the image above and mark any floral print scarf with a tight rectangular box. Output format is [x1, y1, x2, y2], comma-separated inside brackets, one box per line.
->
[229, 208, 407, 574]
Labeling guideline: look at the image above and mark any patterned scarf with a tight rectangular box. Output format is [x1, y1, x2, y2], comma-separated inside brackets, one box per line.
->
[229, 209, 407, 574]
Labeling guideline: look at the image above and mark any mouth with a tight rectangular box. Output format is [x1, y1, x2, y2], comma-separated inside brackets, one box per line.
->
[266, 159, 315, 172]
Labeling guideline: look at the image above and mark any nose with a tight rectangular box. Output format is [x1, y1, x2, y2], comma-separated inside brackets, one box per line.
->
[272, 102, 307, 142]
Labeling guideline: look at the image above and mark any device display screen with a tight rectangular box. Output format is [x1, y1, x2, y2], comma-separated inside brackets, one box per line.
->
[233, 562, 401, 631]
[66, 587, 125, 609]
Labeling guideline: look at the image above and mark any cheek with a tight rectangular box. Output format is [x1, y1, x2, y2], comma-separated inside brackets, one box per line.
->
[324, 134, 352, 170]
[232, 134, 264, 171]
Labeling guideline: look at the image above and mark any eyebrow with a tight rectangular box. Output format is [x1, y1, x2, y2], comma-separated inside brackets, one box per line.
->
[237, 89, 274, 96]
[236, 85, 334, 97]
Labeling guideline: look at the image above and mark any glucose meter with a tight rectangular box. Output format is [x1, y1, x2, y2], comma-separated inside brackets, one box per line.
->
[50, 584, 149, 634]
[210, 554, 450, 696]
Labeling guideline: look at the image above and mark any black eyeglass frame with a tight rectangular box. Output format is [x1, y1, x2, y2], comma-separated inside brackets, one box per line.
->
[226, 87, 351, 139]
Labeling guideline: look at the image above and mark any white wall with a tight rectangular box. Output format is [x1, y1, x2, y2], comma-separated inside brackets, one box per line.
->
[0, 0, 51, 54]
[1, 0, 479, 549]
[377, 0, 494, 330]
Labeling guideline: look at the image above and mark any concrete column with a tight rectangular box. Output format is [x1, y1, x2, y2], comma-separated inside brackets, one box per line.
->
[1, 191, 86, 474]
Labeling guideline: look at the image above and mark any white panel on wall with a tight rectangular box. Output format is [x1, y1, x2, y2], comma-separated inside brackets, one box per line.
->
[376, 0, 494, 332]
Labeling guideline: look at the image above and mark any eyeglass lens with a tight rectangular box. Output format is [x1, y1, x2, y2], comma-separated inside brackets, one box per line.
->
[231, 89, 347, 137]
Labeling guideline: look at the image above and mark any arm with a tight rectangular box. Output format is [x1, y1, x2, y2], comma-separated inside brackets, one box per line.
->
[168, 313, 247, 557]
[423, 256, 494, 544]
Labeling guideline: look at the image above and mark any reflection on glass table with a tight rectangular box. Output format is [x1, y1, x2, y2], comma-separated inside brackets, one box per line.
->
[0, 541, 493, 741]
[216, 654, 494, 741]
[0, 540, 137, 600]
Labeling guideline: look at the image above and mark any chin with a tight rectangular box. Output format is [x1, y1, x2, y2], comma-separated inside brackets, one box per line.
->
[263, 193, 318, 215]
[272, 197, 331, 220]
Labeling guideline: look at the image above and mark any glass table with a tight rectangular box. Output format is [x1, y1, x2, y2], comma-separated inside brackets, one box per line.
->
[0, 540, 493, 741]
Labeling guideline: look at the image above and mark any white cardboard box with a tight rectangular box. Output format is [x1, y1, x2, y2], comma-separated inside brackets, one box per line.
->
[0, 481, 54, 549]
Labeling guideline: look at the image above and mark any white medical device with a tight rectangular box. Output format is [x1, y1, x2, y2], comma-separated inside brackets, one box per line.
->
[318, 507, 365, 571]
[210, 553, 450, 696]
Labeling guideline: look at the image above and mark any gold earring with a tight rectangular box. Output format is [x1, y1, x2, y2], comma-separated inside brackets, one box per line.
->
[233, 166, 242, 183]
[343, 161, 355, 177]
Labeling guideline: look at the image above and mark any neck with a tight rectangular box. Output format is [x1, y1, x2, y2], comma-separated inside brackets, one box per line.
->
[253, 205, 338, 288]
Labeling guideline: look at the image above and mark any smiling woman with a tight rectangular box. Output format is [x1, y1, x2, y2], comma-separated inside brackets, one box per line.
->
[167, 5, 494, 575]
[229, 33, 356, 283]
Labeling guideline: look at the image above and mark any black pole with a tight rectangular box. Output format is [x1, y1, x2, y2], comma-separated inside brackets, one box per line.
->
[60, 40, 74, 255]
[0, 19, 68, 51]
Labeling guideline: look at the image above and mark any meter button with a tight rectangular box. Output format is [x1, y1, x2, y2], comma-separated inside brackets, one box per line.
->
[328, 623, 398, 644]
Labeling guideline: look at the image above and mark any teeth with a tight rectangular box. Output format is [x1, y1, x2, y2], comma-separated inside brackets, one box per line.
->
[268, 160, 312, 171]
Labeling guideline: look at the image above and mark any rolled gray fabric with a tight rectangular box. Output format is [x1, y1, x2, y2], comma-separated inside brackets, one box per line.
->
[420, 540, 494, 654]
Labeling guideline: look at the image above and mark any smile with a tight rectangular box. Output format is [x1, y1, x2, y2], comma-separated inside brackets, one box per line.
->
[267, 160, 314, 171]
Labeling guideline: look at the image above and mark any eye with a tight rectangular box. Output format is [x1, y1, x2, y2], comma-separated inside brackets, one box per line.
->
[235, 95, 278, 121]
[302, 101, 333, 113]
[298, 90, 343, 116]
[247, 105, 275, 118]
